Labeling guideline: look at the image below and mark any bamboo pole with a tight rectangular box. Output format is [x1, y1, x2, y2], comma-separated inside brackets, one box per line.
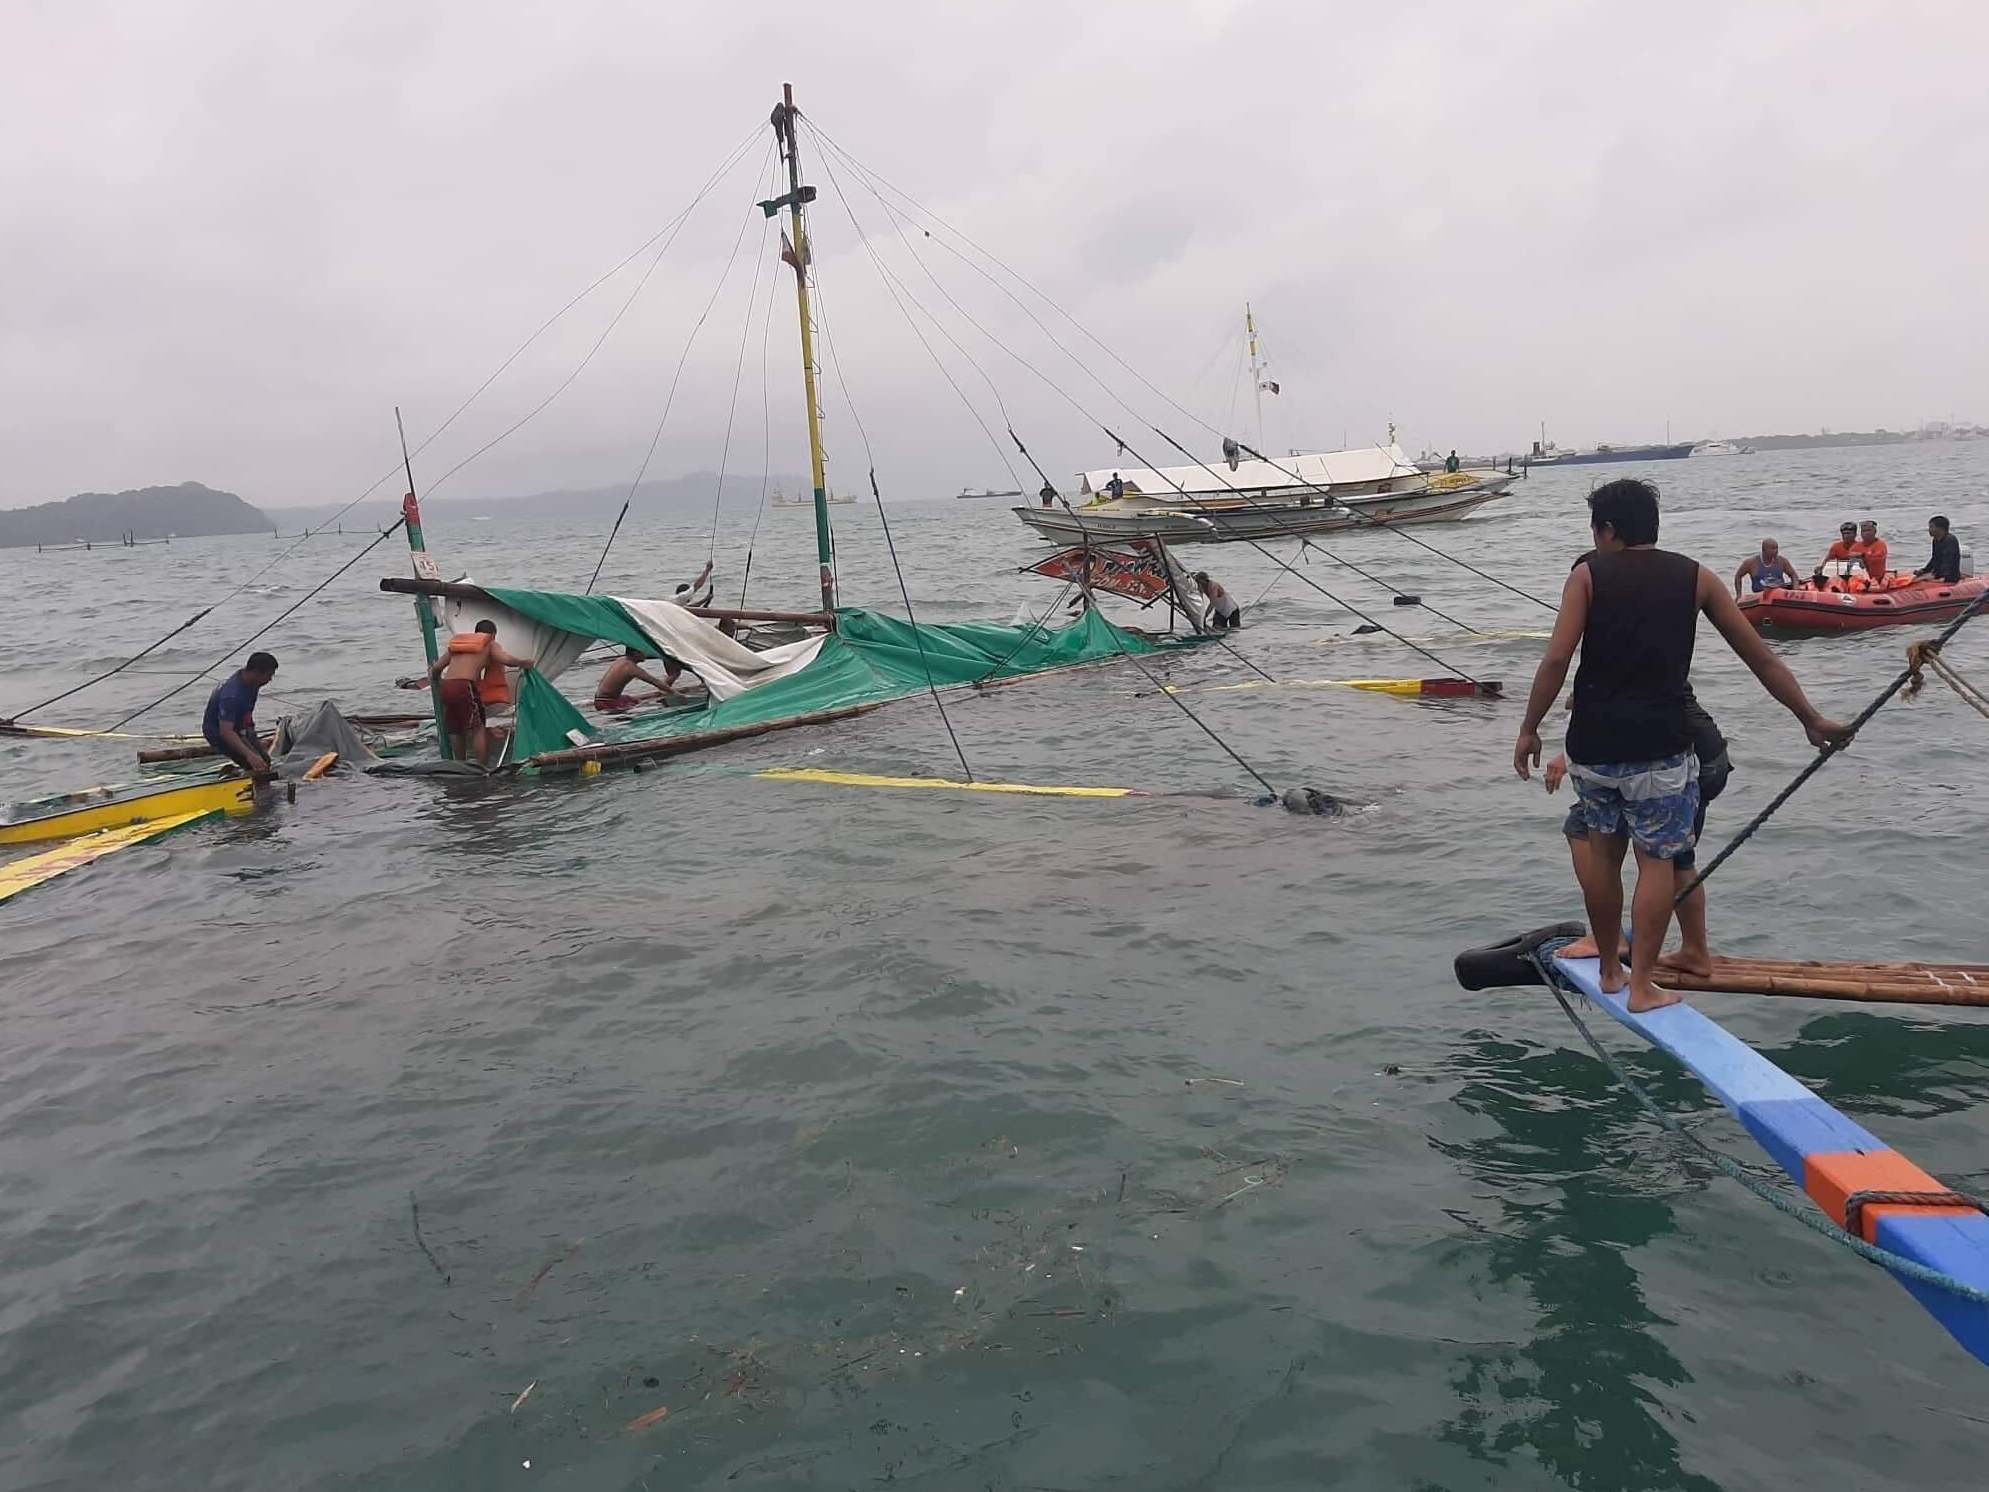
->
[524, 701, 887, 771]
[396, 408, 453, 760]
[1657, 956, 1989, 1007]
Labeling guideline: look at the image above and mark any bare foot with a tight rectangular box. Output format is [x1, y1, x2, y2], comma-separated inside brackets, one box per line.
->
[1596, 959, 1627, 995]
[1626, 977, 1683, 1013]
[1656, 947, 1715, 978]
[1560, 935, 1599, 958]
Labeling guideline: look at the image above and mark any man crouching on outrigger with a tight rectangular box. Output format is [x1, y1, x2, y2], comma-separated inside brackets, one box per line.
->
[1513, 479, 1848, 1012]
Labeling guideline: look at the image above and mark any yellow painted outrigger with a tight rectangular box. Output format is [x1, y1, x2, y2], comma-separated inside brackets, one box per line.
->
[0, 775, 255, 846]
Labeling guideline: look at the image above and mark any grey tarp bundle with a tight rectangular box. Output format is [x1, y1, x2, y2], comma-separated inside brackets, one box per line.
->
[269, 700, 483, 777]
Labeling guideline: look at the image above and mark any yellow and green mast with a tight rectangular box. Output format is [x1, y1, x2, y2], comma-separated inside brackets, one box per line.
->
[765, 84, 837, 615]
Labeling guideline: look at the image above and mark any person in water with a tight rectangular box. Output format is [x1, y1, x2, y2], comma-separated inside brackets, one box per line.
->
[203, 651, 278, 776]
[1857, 519, 1889, 582]
[430, 620, 534, 767]
[1732, 538, 1798, 596]
[1194, 571, 1242, 630]
[1916, 515, 1963, 583]
[1514, 479, 1847, 1012]
[594, 648, 679, 711]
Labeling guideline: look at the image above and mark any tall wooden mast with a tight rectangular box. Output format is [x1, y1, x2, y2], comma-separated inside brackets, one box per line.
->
[768, 84, 836, 615]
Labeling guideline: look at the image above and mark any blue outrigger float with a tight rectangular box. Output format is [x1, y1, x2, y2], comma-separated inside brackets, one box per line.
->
[1458, 926, 1989, 1367]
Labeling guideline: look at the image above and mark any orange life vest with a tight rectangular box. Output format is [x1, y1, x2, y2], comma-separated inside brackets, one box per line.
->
[446, 632, 488, 655]
[478, 660, 512, 707]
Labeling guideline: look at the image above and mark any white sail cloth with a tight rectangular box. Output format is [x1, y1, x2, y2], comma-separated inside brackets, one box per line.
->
[612, 597, 827, 702]
[437, 584, 829, 704]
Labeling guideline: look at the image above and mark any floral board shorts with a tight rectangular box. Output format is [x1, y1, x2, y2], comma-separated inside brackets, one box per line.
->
[1563, 750, 1728, 866]
[1567, 750, 1701, 861]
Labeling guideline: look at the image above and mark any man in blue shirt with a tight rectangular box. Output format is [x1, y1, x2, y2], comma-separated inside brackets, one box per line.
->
[203, 651, 278, 775]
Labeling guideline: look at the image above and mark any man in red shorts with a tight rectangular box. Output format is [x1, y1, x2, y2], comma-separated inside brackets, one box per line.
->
[429, 619, 535, 767]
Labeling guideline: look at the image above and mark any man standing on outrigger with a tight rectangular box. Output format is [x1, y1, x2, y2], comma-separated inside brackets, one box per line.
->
[1514, 479, 1847, 1012]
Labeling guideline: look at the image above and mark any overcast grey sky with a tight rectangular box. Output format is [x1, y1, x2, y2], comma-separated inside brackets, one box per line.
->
[4, 0, 1985, 509]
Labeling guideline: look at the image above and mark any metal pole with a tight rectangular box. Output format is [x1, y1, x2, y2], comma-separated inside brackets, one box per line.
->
[395, 407, 453, 759]
[775, 84, 836, 615]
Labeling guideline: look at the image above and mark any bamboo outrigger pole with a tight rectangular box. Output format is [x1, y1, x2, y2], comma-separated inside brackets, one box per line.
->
[768, 83, 837, 616]
[395, 407, 453, 759]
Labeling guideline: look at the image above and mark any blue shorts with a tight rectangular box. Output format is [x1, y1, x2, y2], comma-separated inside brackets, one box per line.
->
[1567, 751, 1701, 861]
[1563, 751, 1727, 866]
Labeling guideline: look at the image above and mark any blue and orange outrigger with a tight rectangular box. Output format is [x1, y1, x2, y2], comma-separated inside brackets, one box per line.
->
[1458, 926, 1989, 1367]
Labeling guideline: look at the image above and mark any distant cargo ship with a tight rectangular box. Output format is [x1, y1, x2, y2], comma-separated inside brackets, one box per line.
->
[1526, 440, 1694, 467]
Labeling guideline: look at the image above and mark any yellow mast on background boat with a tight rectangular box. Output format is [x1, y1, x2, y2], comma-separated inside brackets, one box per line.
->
[766, 83, 836, 616]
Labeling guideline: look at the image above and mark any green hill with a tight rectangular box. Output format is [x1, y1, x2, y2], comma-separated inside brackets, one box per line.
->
[0, 482, 272, 548]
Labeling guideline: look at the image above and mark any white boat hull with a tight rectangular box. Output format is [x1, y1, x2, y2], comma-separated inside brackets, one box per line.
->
[1012, 476, 1515, 545]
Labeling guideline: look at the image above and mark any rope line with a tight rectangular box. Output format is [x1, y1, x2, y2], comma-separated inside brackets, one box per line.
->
[1906, 637, 1989, 720]
[806, 123, 1556, 616]
[5, 605, 215, 722]
[106, 520, 407, 732]
[1526, 943, 1989, 1307]
[865, 469, 974, 781]
[1686, 584, 1989, 902]
[569, 142, 773, 590]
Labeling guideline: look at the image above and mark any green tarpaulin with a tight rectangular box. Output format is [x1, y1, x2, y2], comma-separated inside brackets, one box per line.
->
[483, 594, 1163, 765]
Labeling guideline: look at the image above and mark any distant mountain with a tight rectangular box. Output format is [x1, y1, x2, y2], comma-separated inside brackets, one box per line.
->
[272, 471, 809, 532]
[0, 481, 272, 549]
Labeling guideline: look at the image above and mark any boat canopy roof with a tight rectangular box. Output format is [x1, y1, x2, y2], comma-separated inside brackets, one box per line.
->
[1078, 444, 1422, 497]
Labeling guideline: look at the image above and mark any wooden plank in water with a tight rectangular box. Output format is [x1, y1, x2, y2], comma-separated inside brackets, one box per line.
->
[0, 809, 219, 907]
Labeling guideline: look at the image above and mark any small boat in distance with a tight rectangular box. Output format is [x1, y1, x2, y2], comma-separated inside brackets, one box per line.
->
[772, 484, 854, 507]
[1691, 439, 1752, 457]
[1013, 443, 1516, 544]
[955, 487, 1023, 499]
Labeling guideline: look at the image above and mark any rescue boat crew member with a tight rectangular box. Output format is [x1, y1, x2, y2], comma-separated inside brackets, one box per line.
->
[203, 651, 278, 776]
[1816, 521, 1860, 579]
[1916, 515, 1963, 584]
[1733, 538, 1798, 596]
[1856, 520, 1889, 582]
[429, 620, 534, 768]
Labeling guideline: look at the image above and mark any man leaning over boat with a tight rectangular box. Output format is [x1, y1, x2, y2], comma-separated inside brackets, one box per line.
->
[203, 652, 278, 776]
[430, 621, 535, 768]
[1514, 478, 1847, 1012]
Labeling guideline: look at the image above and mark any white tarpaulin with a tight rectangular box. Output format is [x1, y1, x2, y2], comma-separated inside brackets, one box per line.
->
[613, 597, 827, 702]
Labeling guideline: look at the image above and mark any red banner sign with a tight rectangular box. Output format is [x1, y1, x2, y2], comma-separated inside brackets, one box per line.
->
[1026, 543, 1175, 605]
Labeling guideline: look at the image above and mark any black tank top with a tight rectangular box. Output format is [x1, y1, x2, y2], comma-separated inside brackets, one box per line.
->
[1567, 548, 1702, 765]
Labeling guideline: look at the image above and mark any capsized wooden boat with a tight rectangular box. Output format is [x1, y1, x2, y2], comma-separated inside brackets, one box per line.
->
[0, 809, 222, 905]
[1738, 574, 1989, 633]
[1456, 926, 1989, 1367]
[0, 774, 255, 846]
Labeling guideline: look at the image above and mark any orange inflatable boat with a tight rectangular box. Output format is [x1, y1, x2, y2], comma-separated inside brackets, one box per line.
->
[1738, 572, 1989, 633]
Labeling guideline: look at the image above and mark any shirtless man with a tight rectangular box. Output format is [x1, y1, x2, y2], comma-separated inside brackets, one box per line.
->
[594, 648, 678, 711]
[429, 620, 534, 767]
[1732, 538, 1797, 597]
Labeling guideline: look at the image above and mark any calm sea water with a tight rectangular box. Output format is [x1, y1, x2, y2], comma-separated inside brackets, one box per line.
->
[3, 442, 1987, 1490]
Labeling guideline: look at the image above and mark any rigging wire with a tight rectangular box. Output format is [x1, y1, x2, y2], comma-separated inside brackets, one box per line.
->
[20, 125, 767, 723]
[3, 604, 215, 722]
[1684, 585, 1989, 903]
[583, 139, 778, 592]
[804, 273, 975, 781]
[807, 124, 1556, 616]
[106, 520, 407, 732]
[706, 199, 778, 566]
[807, 134, 1280, 781]
[738, 226, 782, 608]
[802, 125, 1483, 680]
